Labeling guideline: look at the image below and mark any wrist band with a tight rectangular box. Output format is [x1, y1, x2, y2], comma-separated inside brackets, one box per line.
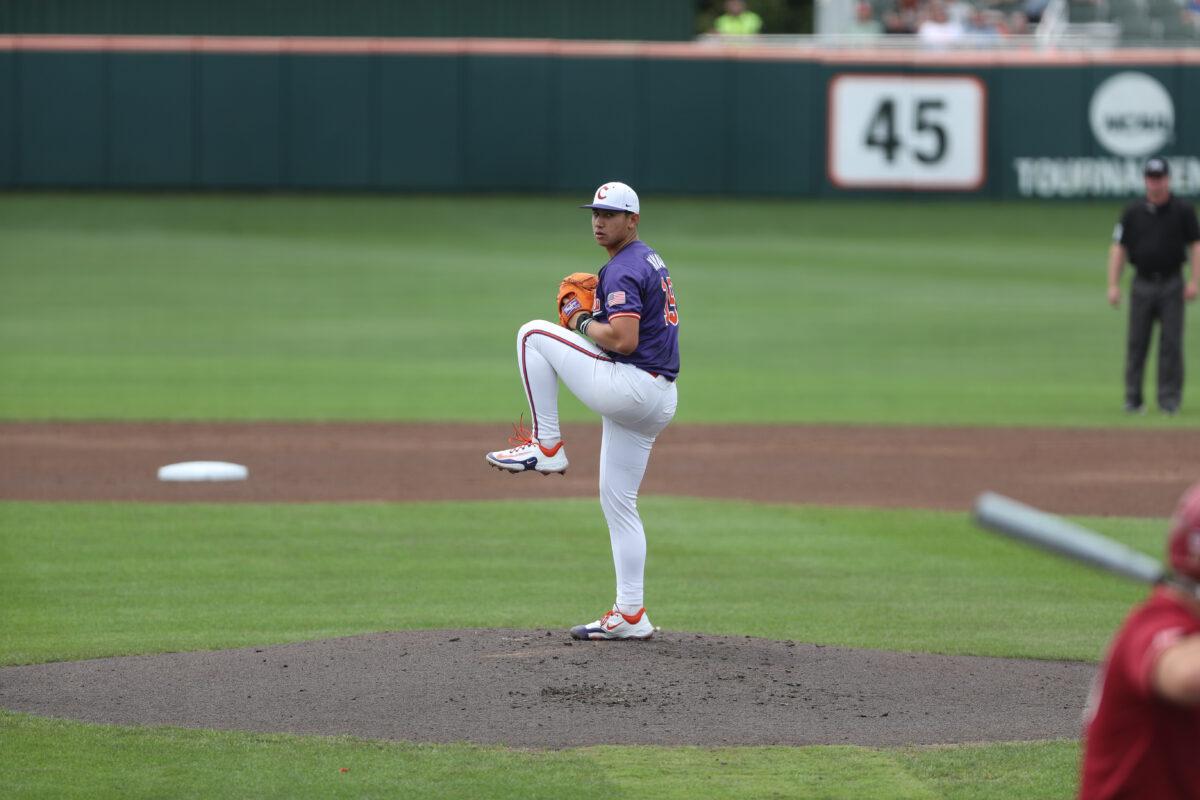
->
[576, 313, 594, 336]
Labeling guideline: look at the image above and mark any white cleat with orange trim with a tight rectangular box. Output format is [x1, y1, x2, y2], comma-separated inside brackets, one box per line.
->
[486, 439, 568, 475]
[485, 418, 568, 475]
[570, 606, 654, 640]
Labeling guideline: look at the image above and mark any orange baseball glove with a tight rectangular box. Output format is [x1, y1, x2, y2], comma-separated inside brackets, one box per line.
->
[556, 272, 598, 329]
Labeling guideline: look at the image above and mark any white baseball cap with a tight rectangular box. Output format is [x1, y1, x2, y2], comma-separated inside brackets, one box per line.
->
[580, 181, 639, 214]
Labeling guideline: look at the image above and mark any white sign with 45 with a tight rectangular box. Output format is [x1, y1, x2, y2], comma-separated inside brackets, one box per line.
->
[828, 74, 986, 191]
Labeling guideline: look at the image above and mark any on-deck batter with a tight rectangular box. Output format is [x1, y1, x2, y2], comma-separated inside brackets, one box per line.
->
[1078, 481, 1200, 800]
[485, 181, 680, 640]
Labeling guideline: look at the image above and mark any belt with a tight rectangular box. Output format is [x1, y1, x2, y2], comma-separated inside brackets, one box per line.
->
[1137, 271, 1180, 281]
[648, 372, 675, 382]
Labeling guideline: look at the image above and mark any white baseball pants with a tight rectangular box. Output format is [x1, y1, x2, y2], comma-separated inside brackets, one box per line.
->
[517, 320, 677, 609]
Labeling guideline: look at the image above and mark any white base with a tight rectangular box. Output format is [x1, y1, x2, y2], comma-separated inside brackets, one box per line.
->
[157, 461, 248, 482]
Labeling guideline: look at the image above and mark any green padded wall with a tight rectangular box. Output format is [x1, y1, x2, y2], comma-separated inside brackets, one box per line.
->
[3, 40, 1197, 198]
[0, 0, 695, 41]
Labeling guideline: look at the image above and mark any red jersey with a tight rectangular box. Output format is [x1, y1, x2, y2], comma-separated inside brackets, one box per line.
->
[1078, 587, 1200, 800]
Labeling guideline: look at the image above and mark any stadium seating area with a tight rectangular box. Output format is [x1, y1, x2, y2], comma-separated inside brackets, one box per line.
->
[1075, 0, 1200, 43]
[856, 0, 1198, 44]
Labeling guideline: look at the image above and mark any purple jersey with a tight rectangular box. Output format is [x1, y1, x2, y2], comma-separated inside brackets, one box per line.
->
[593, 240, 680, 379]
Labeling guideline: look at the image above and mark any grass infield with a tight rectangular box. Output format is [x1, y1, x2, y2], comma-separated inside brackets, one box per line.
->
[0, 499, 1155, 666]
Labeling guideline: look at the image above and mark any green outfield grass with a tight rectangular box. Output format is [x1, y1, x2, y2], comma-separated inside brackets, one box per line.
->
[0, 192, 1185, 798]
[1, 193, 1193, 426]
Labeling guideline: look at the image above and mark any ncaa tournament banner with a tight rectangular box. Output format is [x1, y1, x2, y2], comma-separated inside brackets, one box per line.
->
[1004, 67, 1199, 198]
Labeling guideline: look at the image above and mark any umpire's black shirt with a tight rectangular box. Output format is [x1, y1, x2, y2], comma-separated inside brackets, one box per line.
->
[1116, 194, 1200, 278]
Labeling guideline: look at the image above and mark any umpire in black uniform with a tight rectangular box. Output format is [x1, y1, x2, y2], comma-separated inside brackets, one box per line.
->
[1107, 157, 1200, 415]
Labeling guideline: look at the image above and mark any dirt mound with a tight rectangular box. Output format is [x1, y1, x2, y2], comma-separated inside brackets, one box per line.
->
[0, 629, 1095, 747]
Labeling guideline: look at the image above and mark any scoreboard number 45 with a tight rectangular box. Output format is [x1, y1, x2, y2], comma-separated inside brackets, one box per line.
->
[828, 74, 986, 190]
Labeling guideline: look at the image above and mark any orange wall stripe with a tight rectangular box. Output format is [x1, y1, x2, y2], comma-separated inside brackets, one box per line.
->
[0, 34, 1198, 66]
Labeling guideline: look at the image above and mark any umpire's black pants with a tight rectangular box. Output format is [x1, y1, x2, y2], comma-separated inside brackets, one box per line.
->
[1125, 271, 1185, 411]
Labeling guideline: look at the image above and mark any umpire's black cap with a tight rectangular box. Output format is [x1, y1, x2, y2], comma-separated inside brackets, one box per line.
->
[1144, 157, 1169, 177]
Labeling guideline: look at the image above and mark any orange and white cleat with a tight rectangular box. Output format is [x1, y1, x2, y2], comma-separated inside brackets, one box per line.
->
[570, 606, 654, 640]
[485, 418, 568, 475]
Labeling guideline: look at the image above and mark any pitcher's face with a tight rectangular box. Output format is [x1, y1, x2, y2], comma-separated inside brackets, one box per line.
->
[592, 209, 638, 251]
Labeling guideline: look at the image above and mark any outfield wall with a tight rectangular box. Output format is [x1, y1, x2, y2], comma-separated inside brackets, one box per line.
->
[0, 0, 695, 41]
[1, 35, 1197, 198]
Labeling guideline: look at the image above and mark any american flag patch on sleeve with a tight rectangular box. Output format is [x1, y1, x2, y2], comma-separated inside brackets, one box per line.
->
[607, 291, 626, 306]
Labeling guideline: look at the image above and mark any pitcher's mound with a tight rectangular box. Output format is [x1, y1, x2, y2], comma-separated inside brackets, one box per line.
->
[0, 629, 1094, 747]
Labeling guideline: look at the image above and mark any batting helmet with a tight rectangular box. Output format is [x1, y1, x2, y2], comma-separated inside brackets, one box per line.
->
[1167, 482, 1200, 582]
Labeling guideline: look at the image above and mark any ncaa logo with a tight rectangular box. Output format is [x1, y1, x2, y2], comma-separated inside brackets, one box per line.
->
[1089, 72, 1174, 157]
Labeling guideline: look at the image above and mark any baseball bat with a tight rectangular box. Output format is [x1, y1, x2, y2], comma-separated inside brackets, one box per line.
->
[973, 491, 1165, 585]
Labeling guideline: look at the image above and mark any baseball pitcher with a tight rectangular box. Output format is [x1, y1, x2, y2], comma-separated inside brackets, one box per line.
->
[486, 181, 680, 640]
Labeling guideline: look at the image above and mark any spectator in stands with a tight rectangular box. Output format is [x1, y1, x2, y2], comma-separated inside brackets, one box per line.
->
[883, 0, 922, 33]
[1023, 0, 1052, 24]
[917, 0, 966, 45]
[1187, 0, 1200, 31]
[713, 0, 764, 35]
[847, 1, 886, 38]
[965, 5, 1004, 39]
[944, 0, 974, 26]
[984, 8, 1017, 33]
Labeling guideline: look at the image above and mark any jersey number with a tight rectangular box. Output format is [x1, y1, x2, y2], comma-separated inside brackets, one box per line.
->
[661, 277, 679, 326]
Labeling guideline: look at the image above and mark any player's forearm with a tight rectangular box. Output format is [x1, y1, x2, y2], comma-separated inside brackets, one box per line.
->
[586, 323, 637, 355]
[1153, 635, 1200, 706]
[576, 315, 638, 355]
[1107, 243, 1126, 289]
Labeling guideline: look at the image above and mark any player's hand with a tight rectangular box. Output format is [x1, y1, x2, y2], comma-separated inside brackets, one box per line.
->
[1186, 282, 1198, 302]
[1107, 285, 1121, 307]
[557, 273, 598, 328]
